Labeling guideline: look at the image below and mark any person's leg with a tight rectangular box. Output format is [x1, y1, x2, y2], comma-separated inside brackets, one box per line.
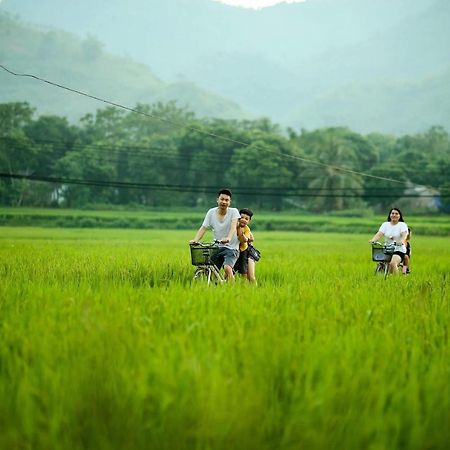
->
[222, 248, 239, 283]
[402, 254, 410, 274]
[239, 250, 249, 281]
[247, 257, 257, 284]
[389, 254, 402, 274]
[223, 264, 234, 281]
[234, 251, 248, 279]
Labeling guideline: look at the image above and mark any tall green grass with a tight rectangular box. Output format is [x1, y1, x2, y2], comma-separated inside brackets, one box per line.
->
[0, 227, 449, 450]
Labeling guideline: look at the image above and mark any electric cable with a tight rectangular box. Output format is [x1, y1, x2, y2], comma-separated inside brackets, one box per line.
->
[1, 64, 413, 186]
[0, 172, 435, 198]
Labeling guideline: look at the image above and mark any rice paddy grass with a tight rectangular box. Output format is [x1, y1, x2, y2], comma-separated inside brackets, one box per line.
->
[0, 227, 449, 450]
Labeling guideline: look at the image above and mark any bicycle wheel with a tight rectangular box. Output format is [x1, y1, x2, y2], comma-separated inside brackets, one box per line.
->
[210, 266, 225, 285]
[374, 263, 385, 276]
[193, 268, 211, 284]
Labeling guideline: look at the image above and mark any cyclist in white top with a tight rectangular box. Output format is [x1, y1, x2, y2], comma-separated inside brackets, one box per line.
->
[369, 207, 408, 275]
[190, 189, 240, 282]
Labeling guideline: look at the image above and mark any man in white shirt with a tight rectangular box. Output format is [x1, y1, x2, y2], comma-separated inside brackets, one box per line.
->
[190, 189, 240, 282]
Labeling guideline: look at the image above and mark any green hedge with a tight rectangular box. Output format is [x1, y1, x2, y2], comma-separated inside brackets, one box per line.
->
[1, 212, 449, 236]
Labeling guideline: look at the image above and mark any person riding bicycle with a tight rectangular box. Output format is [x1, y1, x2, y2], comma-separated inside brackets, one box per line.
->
[189, 189, 240, 282]
[369, 207, 408, 275]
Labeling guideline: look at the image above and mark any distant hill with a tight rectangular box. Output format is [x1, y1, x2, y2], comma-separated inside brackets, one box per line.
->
[1, 0, 449, 134]
[282, 0, 450, 132]
[0, 12, 247, 122]
[2, 0, 437, 77]
[284, 68, 450, 134]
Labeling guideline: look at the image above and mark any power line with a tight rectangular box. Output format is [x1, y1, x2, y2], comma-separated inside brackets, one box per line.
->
[2, 137, 446, 189]
[0, 64, 250, 144]
[0, 136, 237, 165]
[0, 173, 439, 198]
[0, 139, 430, 190]
[1, 64, 412, 186]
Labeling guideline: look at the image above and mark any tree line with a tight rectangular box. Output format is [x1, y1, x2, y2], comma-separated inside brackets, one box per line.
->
[1, 101, 449, 213]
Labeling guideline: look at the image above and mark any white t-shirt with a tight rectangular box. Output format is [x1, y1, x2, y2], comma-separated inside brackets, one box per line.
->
[202, 207, 240, 250]
[378, 221, 408, 253]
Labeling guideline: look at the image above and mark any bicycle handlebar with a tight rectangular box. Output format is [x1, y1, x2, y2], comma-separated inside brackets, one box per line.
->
[189, 240, 221, 246]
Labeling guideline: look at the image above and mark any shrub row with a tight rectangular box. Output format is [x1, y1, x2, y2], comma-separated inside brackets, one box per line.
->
[1, 213, 449, 236]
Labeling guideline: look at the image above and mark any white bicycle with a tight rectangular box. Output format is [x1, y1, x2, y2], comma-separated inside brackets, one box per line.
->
[189, 242, 225, 285]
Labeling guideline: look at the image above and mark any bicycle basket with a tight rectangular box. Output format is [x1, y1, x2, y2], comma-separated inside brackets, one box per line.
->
[190, 244, 219, 266]
[372, 243, 391, 262]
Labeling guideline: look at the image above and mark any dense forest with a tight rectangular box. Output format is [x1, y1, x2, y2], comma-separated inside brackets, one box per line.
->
[1, 101, 449, 213]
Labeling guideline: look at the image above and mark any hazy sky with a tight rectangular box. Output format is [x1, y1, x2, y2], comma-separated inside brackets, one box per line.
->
[214, 0, 305, 9]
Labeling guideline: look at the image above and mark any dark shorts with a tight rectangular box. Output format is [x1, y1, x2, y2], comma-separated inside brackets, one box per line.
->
[393, 251, 406, 262]
[234, 249, 249, 275]
[211, 247, 239, 270]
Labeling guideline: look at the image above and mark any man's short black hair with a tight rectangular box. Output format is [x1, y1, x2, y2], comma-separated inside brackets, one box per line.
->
[218, 188, 232, 198]
[239, 208, 253, 218]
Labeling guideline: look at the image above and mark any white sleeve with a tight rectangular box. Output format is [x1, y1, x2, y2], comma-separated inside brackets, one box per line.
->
[202, 209, 213, 228]
[231, 208, 241, 220]
[378, 222, 387, 234]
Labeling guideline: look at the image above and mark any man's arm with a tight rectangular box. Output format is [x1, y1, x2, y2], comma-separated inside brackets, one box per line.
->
[190, 225, 208, 244]
[222, 218, 238, 244]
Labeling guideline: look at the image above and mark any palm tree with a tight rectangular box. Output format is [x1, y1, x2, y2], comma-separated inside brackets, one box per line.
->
[301, 129, 364, 211]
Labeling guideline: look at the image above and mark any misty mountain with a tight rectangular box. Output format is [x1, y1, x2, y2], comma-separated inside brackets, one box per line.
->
[285, 68, 450, 134]
[0, 11, 247, 121]
[1, 0, 449, 134]
[1, 0, 436, 77]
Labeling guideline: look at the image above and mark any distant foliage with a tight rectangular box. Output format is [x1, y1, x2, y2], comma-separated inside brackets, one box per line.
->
[1, 101, 449, 213]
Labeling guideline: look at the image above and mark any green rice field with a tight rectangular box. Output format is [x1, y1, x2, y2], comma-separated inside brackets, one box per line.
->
[1, 226, 449, 450]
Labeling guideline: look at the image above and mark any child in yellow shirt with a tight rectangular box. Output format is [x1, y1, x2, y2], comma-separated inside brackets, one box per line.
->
[234, 208, 257, 283]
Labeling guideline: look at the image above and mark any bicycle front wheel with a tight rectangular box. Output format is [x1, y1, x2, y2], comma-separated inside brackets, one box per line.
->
[193, 268, 211, 285]
[210, 265, 225, 285]
[374, 263, 385, 276]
